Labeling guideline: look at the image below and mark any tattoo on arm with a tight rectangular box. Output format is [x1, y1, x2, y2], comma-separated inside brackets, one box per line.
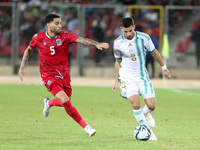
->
[23, 50, 31, 62]
[76, 37, 100, 47]
[19, 46, 33, 73]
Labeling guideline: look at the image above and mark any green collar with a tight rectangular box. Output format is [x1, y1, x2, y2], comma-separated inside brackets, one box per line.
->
[46, 31, 57, 39]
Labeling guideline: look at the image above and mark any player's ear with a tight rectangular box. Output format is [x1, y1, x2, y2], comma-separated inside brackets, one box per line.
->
[120, 26, 123, 32]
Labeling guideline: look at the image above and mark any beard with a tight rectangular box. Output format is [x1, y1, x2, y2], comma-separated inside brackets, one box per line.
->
[55, 29, 61, 35]
[127, 35, 133, 40]
[51, 28, 61, 36]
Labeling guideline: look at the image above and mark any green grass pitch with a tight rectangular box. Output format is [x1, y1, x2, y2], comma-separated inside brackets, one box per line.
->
[0, 84, 200, 150]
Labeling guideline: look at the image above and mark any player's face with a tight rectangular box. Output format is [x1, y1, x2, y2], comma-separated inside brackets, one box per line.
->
[120, 25, 135, 40]
[48, 18, 62, 35]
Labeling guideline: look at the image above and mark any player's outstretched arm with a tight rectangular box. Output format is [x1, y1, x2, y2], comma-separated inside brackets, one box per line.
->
[151, 50, 171, 79]
[76, 37, 109, 50]
[18, 46, 33, 81]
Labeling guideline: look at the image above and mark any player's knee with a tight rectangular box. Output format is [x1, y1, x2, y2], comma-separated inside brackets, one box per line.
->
[128, 99, 141, 109]
[55, 91, 70, 104]
[148, 104, 156, 111]
[132, 100, 141, 109]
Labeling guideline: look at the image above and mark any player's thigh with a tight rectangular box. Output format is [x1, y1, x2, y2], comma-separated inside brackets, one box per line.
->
[55, 90, 70, 103]
[128, 94, 141, 109]
[63, 75, 72, 97]
[50, 82, 64, 96]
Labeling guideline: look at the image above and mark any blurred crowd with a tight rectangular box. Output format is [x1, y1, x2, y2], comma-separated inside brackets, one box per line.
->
[0, 0, 199, 63]
[2, 0, 200, 5]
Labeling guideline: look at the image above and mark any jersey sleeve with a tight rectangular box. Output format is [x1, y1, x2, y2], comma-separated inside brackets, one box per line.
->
[29, 33, 38, 49]
[146, 36, 156, 53]
[113, 42, 122, 59]
[66, 32, 79, 43]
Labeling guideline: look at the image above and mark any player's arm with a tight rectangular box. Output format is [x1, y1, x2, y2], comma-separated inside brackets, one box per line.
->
[18, 46, 33, 81]
[112, 59, 121, 93]
[151, 50, 171, 79]
[76, 37, 109, 50]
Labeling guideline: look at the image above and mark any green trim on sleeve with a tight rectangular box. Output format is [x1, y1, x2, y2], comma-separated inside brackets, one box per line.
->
[150, 49, 156, 53]
[115, 57, 122, 59]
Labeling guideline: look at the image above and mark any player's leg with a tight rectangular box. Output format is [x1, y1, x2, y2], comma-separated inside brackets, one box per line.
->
[143, 97, 156, 128]
[128, 94, 148, 126]
[140, 96, 157, 140]
[44, 96, 71, 109]
[122, 77, 148, 126]
[55, 90, 96, 137]
[124, 77, 157, 140]
[42, 76, 64, 116]
[141, 96, 157, 140]
[42, 77, 68, 116]
[42, 80, 65, 117]
[49, 98, 63, 107]
[138, 78, 156, 128]
[43, 97, 64, 117]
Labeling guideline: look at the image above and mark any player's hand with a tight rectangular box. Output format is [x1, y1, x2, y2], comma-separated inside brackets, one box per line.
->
[96, 43, 109, 50]
[18, 68, 25, 81]
[163, 69, 170, 79]
[112, 80, 119, 93]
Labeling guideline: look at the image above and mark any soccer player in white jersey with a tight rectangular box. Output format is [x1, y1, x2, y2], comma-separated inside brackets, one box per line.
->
[112, 17, 170, 140]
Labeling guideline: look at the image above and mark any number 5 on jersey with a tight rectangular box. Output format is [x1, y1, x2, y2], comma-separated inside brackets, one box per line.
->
[50, 46, 55, 55]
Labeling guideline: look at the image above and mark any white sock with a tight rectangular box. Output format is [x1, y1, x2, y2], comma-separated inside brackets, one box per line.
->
[143, 105, 152, 115]
[133, 108, 148, 126]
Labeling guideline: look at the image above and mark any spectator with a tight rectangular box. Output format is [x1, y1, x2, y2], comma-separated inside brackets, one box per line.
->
[67, 12, 78, 32]
[145, 9, 158, 27]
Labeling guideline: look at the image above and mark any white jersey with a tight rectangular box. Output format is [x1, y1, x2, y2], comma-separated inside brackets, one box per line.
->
[113, 31, 156, 79]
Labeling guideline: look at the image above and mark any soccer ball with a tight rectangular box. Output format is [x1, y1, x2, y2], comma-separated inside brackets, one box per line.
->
[134, 125, 151, 141]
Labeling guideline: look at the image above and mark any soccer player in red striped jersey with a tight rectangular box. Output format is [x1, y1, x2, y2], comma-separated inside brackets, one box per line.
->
[18, 14, 109, 137]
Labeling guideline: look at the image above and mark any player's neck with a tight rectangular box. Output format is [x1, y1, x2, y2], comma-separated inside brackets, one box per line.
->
[47, 30, 57, 38]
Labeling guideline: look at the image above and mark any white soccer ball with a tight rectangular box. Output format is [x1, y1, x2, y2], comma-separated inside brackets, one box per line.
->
[134, 125, 151, 141]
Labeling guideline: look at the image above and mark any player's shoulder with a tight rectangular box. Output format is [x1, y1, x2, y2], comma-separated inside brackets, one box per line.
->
[114, 34, 124, 45]
[60, 30, 68, 35]
[60, 30, 77, 38]
[135, 31, 151, 41]
[61, 30, 73, 35]
[32, 31, 46, 39]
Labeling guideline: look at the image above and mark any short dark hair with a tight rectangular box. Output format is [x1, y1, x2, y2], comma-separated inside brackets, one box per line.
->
[45, 14, 60, 24]
[120, 17, 134, 28]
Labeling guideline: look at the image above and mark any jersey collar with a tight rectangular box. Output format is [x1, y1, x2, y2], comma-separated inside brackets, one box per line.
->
[46, 31, 57, 39]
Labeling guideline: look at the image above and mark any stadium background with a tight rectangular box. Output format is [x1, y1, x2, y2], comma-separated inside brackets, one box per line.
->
[1, 1, 200, 150]
[0, 0, 200, 85]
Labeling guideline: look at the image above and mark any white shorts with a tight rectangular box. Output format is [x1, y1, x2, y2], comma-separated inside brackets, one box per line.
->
[118, 69, 155, 99]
